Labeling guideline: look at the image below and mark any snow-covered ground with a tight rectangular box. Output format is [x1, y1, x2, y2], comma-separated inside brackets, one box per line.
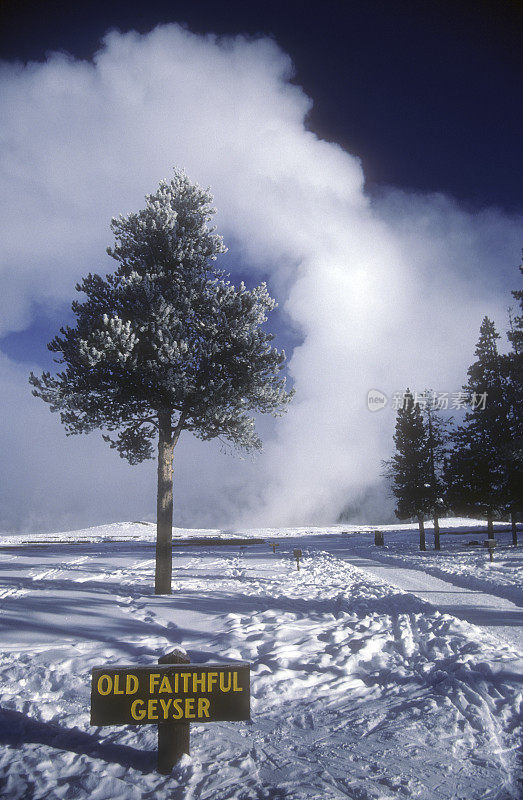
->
[336, 522, 522, 608]
[0, 520, 521, 799]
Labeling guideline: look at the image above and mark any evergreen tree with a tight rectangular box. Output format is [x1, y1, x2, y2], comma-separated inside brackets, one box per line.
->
[505, 259, 523, 544]
[383, 389, 430, 551]
[507, 257, 523, 356]
[30, 170, 294, 593]
[421, 392, 450, 550]
[445, 317, 509, 539]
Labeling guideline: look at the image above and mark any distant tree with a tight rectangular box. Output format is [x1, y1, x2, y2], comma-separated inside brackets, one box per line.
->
[507, 256, 523, 356]
[505, 259, 523, 544]
[445, 317, 510, 540]
[383, 389, 430, 551]
[421, 392, 450, 551]
[29, 170, 294, 593]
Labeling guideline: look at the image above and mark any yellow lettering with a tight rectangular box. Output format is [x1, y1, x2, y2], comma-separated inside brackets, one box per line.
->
[97, 674, 112, 695]
[159, 698, 173, 719]
[219, 672, 231, 692]
[130, 699, 146, 720]
[198, 698, 210, 718]
[192, 672, 206, 692]
[180, 673, 191, 692]
[159, 675, 172, 693]
[113, 674, 124, 695]
[184, 698, 195, 719]
[126, 674, 139, 695]
[171, 699, 183, 719]
[233, 672, 243, 692]
[147, 699, 158, 720]
[173, 673, 179, 692]
[207, 672, 218, 691]
[149, 673, 160, 693]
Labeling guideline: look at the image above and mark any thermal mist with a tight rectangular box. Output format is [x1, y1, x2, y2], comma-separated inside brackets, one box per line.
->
[0, 25, 521, 531]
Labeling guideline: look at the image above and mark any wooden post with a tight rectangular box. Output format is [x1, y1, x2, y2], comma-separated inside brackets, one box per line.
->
[417, 515, 426, 551]
[157, 649, 190, 773]
[293, 549, 302, 570]
[511, 510, 518, 547]
[486, 513, 495, 541]
[486, 540, 496, 562]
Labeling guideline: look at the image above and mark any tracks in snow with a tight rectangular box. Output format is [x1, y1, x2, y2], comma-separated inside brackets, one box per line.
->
[0, 545, 521, 799]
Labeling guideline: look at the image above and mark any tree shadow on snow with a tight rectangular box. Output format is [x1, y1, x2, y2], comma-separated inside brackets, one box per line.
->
[0, 706, 156, 772]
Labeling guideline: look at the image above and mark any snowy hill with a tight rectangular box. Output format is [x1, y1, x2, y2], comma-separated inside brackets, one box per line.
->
[0, 520, 521, 799]
[0, 515, 516, 544]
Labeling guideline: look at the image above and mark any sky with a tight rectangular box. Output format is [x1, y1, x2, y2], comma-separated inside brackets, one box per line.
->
[0, 0, 521, 533]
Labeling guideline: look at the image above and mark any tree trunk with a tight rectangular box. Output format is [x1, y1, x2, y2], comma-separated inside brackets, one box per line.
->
[156, 411, 174, 595]
[511, 509, 518, 546]
[433, 513, 441, 550]
[418, 514, 426, 551]
[486, 513, 495, 541]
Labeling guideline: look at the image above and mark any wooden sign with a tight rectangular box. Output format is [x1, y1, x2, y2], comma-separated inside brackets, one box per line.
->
[91, 662, 250, 726]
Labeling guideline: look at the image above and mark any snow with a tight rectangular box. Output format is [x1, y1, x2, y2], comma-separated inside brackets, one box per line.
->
[341, 530, 523, 608]
[337, 554, 522, 650]
[0, 519, 521, 799]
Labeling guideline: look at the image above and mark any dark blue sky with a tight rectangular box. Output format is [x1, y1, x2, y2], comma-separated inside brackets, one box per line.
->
[1, 0, 521, 368]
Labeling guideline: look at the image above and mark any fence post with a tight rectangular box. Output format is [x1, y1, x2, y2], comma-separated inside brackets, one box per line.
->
[157, 649, 190, 773]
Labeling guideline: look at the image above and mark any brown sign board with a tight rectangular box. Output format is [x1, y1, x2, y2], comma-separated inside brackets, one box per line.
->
[91, 663, 250, 726]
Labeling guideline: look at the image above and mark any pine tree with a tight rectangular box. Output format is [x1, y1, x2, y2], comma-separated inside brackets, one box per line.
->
[29, 170, 294, 593]
[445, 317, 509, 540]
[421, 393, 450, 550]
[506, 259, 523, 544]
[507, 257, 523, 356]
[383, 389, 430, 551]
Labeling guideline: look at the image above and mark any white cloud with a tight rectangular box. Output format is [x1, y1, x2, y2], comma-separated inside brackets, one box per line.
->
[0, 24, 521, 531]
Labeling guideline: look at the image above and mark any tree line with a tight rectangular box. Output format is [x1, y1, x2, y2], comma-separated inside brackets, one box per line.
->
[384, 264, 522, 550]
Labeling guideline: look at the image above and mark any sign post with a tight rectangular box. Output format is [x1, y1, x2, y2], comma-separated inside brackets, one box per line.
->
[157, 650, 191, 772]
[486, 539, 497, 562]
[374, 530, 385, 546]
[91, 652, 250, 774]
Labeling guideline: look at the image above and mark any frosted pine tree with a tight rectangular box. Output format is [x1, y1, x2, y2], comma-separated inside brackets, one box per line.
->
[382, 389, 431, 551]
[30, 170, 294, 593]
[444, 318, 509, 540]
[421, 392, 450, 551]
[506, 260, 523, 544]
